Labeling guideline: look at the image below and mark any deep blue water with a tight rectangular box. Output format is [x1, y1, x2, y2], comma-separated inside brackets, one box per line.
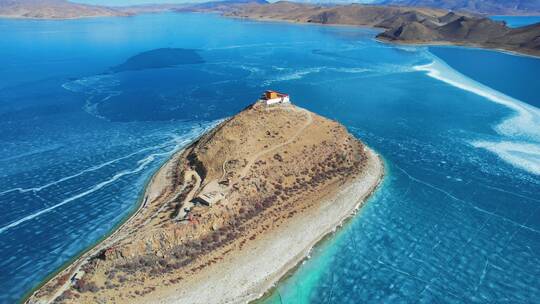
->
[0, 13, 539, 303]
[491, 15, 540, 28]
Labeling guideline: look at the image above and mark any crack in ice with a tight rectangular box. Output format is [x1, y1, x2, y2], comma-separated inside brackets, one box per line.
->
[394, 165, 540, 235]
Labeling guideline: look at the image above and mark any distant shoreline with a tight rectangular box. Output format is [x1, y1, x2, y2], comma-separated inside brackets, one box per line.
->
[219, 14, 539, 59]
[0, 14, 119, 20]
[375, 37, 540, 59]
[376, 37, 540, 59]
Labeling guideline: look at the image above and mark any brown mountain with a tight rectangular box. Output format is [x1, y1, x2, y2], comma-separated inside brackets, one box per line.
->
[222, 2, 448, 27]
[0, 0, 127, 19]
[378, 14, 540, 56]
[214, 2, 540, 56]
[381, 0, 540, 15]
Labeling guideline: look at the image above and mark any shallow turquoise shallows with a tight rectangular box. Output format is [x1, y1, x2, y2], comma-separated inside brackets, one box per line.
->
[0, 13, 539, 304]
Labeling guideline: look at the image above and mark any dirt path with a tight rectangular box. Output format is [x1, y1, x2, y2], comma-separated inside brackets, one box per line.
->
[173, 170, 201, 221]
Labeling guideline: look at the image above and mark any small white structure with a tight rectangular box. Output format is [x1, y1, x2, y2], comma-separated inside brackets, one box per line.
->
[263, 90, 290, 105]
[192, 190, 224, 206]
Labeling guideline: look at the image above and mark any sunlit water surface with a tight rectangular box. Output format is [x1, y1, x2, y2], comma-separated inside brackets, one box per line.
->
[0, 13, 538, 303]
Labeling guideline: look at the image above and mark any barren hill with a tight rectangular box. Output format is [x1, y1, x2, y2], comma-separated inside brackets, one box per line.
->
[378, 13, 540, 56]
[381, 0, 540, 15]
[223, 2, 448, 27]
[0, 0, 127, 19]
[27, 100, 382, 304]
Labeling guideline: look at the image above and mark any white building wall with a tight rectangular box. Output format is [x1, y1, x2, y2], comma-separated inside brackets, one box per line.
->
[265, 96, 290, 105]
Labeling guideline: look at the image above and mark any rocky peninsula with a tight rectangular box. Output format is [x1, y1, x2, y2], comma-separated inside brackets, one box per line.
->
[26, 97, 383, 303]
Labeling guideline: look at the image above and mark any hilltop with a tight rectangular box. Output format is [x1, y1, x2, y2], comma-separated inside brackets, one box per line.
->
[27, 98, 383, 303]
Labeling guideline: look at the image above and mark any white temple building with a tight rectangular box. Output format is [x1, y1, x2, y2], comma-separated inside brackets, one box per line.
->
[262, 90, 290, 105]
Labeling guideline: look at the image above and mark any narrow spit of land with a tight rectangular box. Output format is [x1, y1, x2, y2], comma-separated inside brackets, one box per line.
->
[27, 100, 383, 304]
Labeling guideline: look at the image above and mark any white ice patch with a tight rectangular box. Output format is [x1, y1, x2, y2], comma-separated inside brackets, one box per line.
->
[472, 141, 540, 175]
[414, 59, 540, 141]
[414, 56, 540, 175]
[262, 66, 374, 86]
[263, 67, 323, 86]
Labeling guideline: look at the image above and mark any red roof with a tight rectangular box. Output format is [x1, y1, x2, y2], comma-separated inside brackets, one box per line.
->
[265, 90, 289, 97]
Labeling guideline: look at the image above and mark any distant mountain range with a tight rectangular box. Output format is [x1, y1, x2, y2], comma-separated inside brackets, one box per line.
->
[0, 0, 268, 19]
[0, 0, 127, 19]
[222, 2, 448, 26]
[380, 0, 540, 15]
[178, 0, 267, 12]
[3, 0, 540, 19]
[251, 0, 540, 15]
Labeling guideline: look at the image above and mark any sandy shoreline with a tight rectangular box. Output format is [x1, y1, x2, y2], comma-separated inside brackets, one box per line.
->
[27, 143, 383, 304]
[130, 147, 384, 304]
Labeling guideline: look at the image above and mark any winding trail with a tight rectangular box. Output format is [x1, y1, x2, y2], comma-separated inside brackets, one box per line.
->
[173, 170, 201, 221]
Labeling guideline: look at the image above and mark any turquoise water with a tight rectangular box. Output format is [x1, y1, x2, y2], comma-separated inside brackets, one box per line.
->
[0, 13, 539, 303]
[491, 15, 540, 28]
